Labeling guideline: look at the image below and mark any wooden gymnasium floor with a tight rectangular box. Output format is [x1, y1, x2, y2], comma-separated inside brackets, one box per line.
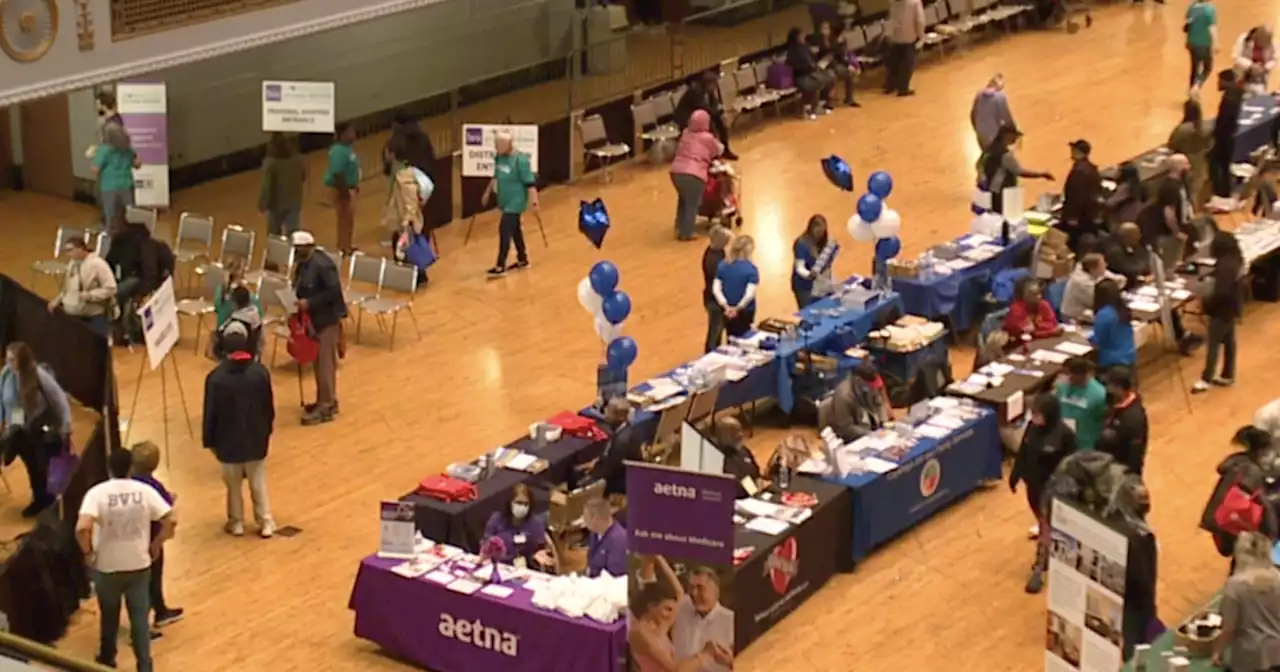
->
[2, 2, 1278, 669]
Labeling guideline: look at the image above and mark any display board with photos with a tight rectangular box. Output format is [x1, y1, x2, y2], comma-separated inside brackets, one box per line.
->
[1046, 498, 1130, 672]
[627, 463, 737, 671]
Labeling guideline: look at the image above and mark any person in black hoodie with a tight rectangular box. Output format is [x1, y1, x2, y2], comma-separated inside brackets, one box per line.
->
[104, 205, 157, 304]
[578, 398, 643, 497]
[1210, 70, 1246, 199]
[1200, 426, 1278, 570]
[290, 231, 347, 425]
[674, 71, 736, 161]
[202, 327, 276, 538]
[1097, 367, 1149, 477]
[785, 27, 834, 119]
[1010, 393, 1077, 593]
[1193, 231, 1245, 393]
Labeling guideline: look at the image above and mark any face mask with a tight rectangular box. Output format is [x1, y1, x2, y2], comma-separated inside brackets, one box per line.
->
[511, 503, 530, 519]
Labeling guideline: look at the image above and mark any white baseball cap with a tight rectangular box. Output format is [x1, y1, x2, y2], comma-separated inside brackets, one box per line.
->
[290, 230, 316, 246]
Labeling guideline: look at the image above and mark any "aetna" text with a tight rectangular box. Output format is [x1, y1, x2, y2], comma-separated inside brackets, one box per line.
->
[438, 613, 519, 657]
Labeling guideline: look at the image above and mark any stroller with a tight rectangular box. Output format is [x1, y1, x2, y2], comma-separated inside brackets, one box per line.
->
[698, 160, 744, 229]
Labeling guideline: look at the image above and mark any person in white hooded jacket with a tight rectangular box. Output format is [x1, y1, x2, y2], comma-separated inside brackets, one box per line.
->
[1234, 26, 1277, 94]
[971, 74, 1017, 151]
[48, 237, 117, 336]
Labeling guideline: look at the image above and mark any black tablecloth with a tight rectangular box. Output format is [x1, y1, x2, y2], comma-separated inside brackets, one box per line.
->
[400, 435, 606, 552]
[732, 477, 853, 653]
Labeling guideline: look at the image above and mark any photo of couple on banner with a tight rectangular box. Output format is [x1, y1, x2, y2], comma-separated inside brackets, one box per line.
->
[628, 553, 735, 671]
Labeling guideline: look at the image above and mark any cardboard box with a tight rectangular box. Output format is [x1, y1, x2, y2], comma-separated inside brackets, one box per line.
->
[1042, 227, 1069, 251]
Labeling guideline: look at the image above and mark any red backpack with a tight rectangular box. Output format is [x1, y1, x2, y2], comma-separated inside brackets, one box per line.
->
[1213, 476, 1264, 536]
[286, 312, 319, 365]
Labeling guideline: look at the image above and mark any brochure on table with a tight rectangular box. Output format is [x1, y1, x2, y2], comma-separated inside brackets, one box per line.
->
[1046, 498, 1129, 672]
[626, 463, 737, 669]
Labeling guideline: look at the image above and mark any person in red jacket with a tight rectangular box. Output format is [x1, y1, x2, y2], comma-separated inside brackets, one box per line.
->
[1003, 277, 1062, 342]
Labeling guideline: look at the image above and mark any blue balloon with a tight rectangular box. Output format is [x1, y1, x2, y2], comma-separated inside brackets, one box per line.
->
[606, 336, 638, 370]
[856, 194, 883, 223]
[601, 291, 632, 325]
[821, 155, 854, 192]
[868, 171, 894, 199]
[875, 236, 902, 261]
[589, 261, 620, 296]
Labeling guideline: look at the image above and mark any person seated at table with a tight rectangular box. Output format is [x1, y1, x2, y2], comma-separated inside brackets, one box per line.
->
[1104, 163, 1146, 234]
[1003, 277, 1062, 343]
[1213, 531, 1280, 672]
[828, 361, 890, 443]
[712, 417, 764, 498]
[791, 214, 835, 309]
[1010, 392, 1077, 593]
[1104, 223, 1151, 288]
[577, 398, 643, 499]
[480, 483, 556, 571]
[1061, 253, 1125, 322]
[630, 555, 729, 672]
[1055, 357, 1107, 452]
[583, 498, 627, 578]
[1088, 279, 1137, 375]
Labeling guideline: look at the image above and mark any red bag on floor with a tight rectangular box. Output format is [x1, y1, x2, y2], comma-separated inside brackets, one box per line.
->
[546, 411, 608, 442]
[286, 312, 320, 365]
[416, 475, 478, 503]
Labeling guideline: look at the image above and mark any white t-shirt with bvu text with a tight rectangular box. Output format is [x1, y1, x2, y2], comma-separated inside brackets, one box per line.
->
[79, 478, 171, 573]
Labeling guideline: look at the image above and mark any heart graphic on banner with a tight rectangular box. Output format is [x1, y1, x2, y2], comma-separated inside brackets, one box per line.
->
[765, 536, 799, 595]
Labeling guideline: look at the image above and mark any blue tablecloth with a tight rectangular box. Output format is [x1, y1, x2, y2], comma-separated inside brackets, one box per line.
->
[1233, 94, 1280, 163]
[618, 361, 778, 443]
[822, 409, 1002, 565]
[891, 234, 1034, 333]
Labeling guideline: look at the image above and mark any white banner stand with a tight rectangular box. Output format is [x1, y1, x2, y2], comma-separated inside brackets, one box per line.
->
[124, 278, 193, 463]
[1147, 248, 1193, 413]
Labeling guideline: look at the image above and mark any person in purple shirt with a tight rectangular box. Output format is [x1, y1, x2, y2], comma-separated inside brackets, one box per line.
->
[130, 442, 184, 630]
[584, 498, 627, 578]
[480, 483, 556, 570]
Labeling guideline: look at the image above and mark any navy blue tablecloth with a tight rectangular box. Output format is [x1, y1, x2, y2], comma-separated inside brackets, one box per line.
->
[822, 409, 1002, 565]
[619, 361, 778, 443]
[1233, 94, 1280, 163]
[892, 235, 1034, 333]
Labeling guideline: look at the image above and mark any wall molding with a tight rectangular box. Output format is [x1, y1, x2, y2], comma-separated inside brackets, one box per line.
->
[0, 0, 440, 106]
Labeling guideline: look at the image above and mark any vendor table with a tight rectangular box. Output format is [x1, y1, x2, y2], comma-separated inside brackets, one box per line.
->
[733, 477, 853, 653]
[822, 408, 1002, 565]
[623, 357, 778, 443]
[946, 333, 1093, 423]
[401, 434, 605, 552]
[1234, 94, 1280, 163]
[350, 556, 626, 672]
[892, 234, 1035, 333]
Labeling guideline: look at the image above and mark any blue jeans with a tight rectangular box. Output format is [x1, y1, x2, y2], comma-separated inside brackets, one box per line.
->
[94, 569, 153, 672]
[100, 189, 135, 225]
[267, 209, 301, 236]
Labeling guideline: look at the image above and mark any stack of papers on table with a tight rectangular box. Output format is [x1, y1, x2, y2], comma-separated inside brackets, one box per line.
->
[744, 517, 790, 536]
[448, 578, 484, 595]
[1055, 341, 1092, 356]
[1030, 349, 1069, 364]
[860, 456, 899, 474]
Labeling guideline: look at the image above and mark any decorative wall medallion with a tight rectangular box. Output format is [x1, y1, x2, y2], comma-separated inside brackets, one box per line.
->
[0, 0, 58, 63]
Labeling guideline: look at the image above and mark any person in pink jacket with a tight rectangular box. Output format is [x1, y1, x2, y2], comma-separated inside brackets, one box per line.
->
[670, 110, 723, 241]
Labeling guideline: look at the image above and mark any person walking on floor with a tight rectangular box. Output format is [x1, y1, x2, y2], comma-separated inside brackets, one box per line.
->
[1168, 99, 1214, 207]
[290, 231, 346, 425]
[792, 214, 836, 309]
[885, 0, 925, 97]
[0, 342, 71, 517]
[1010, 392, 1076, 593]
[481, 131, 538, 276]
[1193, 231, 1245, 394]
[702, 225, 731, 353]
[1185, 0, 1218, 92]
[48, 237, 117, 336]
[1097, 367, 1149, 477]
[203, 327, 277, 538]
[1061, 140, 1103, 252]
[970, 74, 1016, 151]
[1199, 426, 1278, 570]
[1055, 357, 1108, 452]
[670, 109, 723, 241]
[1213, 531, 1280, 671]
[88, 93, 139, 232]
[129, 442, 184, 629]
[259, 132, 306, 237]
[324, 123, 360, 254]
[76, 448, 176, 672]
[1210, 71, 1246, 205]
[714, 235, 760, 338]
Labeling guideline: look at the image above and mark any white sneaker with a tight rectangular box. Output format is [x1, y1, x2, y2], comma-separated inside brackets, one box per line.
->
[1212, 377, 1235, 387]
[1027, 523, 1040, 539]
[224, 521, 244, 537]
[1191, 379, 1211, 393]
[260, 522, 276, 539]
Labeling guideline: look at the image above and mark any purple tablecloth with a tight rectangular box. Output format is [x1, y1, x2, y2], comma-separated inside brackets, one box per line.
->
[349, 556, 626, 672]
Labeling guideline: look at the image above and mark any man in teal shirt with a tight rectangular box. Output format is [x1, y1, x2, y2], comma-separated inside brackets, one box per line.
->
[324, 123, 360, 253]
[1185, 0, 1218, 90]
[1054, 357, 1107, 451]
[481, 132, 538, 277]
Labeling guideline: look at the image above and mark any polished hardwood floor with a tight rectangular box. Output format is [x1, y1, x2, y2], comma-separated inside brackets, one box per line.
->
[3, 2, 1278, 669]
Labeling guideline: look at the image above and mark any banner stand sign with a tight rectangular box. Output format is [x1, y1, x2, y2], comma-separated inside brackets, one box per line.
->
[1045, 497, 1130, 672]
[117, 82, 170, 207]
[378, 500, 417, 559]
[461, 124, 539, 177]
[626, 462, 737, 670]
[263, 81, 336, 134]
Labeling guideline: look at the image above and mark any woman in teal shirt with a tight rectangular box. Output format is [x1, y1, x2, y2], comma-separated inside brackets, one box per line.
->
[1185, 0, 1218, 89]
[93, 140, 140, 228]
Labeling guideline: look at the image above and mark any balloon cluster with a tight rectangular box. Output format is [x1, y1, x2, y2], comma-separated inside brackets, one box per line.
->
[576, 261, 639, 371]
[846, 171, 902, 263]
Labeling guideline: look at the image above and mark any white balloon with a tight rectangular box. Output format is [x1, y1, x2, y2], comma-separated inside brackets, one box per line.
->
[870, 208, 901, 240]
[846, 215, 876, 243]
[578, 277, 603, 316]
[595, 317, 623, 344]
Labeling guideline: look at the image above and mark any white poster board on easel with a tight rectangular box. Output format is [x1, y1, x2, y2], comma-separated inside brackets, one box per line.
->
[137, 277, 178, 370]
[679, 421, 724, 475]
[1045, 498, 1129, 672]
